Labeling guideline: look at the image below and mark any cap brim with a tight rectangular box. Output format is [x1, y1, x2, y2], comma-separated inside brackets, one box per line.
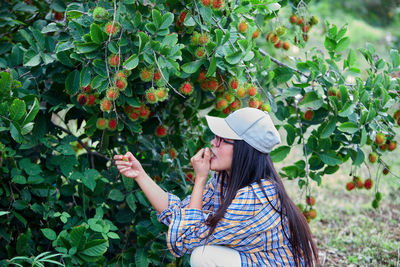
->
[205, 115, 242, 140]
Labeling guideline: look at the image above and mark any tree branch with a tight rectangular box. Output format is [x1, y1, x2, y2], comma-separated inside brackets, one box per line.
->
[52, 124, 112, 163]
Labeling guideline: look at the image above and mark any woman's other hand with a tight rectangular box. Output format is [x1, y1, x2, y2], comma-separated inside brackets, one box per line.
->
[114, 152, 145, 180]
[190, 147, 211, 182]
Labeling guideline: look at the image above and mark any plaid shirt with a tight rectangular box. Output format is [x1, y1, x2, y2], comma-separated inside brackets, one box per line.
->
[157, 173, 303, 266]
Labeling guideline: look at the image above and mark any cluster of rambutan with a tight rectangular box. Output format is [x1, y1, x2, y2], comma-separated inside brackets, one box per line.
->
[199, 0, 225, 10]
[198, 73, 223, 93]
[289, 14, 318, 44]
[190, 31, 209, 59]
[76, 85, 97, 107]
[123, 103, 151, 121]
[266, 26, 290, 50]
[144, 87, 169, 104]
[176, 10, 188, 28]
[139, 67, 163, 85]
[346, 175, 374, 191]
[160, 147, 178, 159]
[96, 117, 118, 131]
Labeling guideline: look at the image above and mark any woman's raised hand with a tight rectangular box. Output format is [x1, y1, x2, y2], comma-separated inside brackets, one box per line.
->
[114, 152, 145, 180]
[190, 147, 211, 182]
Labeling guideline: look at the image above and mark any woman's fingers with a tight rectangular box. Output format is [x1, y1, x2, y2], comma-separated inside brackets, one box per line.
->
[115, 160, 132, 166]
[120, 166, 132, 173]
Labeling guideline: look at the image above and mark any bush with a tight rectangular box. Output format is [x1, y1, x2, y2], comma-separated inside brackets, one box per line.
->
[0, 0, 399, 265]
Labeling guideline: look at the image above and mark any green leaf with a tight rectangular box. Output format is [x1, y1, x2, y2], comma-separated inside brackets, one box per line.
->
[274, 67, 294, 84]
[80, 67, 91, 87]
[298, 92, 323, 109]
[23, 50, 41, 67]
[338, 122, 358, 134]
[320, 117, 337, 138]
[390, 49, 399, 68]
[10, 123, 24, 143]
[336, 37, 350, 52]
[91, 75, 107, 89]
[347, 49, 357, 67]
[0, 211, 10, 216]
[82, 175, 96, 191]
[352, 148, 364, 166]
[319, 151, 342, 166]
[126, 193, 137, 212]
[66, 10, 84, 19]
[123, 54, 139, 70]
[270, 146, 291, 162]
[75, 42, 100, 54]
[41, 228, 57, 241]
[360, 128, 367, 147]
[12, 175, 27, 184]
[81, 239, 108, 257]
[338, 102, 355, 117]
[0, 72, 12, 92]
[324, 37, 336, 51]
[21, 122, 34, 135]
[152, 9, 162, 28]
[284, 124, 295, 146]
[107, 232, 120, 239]
[225, 51, 242, 65]
[160, 12, 174, 29]
[70, 225, 86, 248]
[206, 54, 216, 77]
[135, 248, 149, 267]
[199, 6, 212, 24]
[90, 24, 105, 44]
[181, 59, 205, 74]
[10, 99, 26, 121]
[108, 189, 125, 202]
[65, 70, 80, 95]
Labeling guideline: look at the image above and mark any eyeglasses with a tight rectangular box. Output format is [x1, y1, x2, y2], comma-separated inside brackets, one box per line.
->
[215, 135, 234, 147]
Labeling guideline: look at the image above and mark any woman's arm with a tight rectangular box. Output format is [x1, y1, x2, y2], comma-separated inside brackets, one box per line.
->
[114, 152, 169, 214]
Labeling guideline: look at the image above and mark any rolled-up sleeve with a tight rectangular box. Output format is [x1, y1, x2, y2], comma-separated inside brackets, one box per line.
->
[156, 173, 217, 226]
[165, 186, 280, 257]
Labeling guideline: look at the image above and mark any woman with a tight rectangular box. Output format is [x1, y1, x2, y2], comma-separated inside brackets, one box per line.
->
[114, 107, 319, 266]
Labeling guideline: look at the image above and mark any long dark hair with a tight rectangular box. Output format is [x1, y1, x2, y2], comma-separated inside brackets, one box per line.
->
[205, 140, 319, 266]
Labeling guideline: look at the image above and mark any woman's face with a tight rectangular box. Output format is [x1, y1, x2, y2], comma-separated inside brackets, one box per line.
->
[210, 135, 234, 173]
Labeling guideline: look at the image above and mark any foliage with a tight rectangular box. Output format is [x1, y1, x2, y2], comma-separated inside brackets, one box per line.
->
[0, 0, 399, 266]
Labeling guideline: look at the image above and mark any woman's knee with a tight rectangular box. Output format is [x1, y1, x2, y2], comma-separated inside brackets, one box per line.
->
[190, 245, 241, 267]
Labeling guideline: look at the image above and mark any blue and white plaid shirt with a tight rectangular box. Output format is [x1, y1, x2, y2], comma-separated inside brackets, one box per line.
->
[157, 173, 304, 266]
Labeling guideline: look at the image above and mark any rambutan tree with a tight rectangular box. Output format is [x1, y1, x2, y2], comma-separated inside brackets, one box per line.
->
[0, 0, 399, 265]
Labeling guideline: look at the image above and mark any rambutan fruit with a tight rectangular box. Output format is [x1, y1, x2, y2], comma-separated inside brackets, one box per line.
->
[104, 21, 120, 36]
[229, 77, 239, 90]
[106, 87, 119, 100]
[155, 87, 168, 102]
[155, 125, 168, 137]
[145, 87, 158, 104]
[108, 118, 117, 131]
[108, 54, 120, 67]
[179, 81, 194, 95]
[100, 98, 113, 112]
[195, 47, 206, 58]
[77, 94, 87, 105]
[115, 78, 127, 91]
[96, 118, 108, 130]
[140, 67, 153, 82]
[87, 94, 96, 106]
